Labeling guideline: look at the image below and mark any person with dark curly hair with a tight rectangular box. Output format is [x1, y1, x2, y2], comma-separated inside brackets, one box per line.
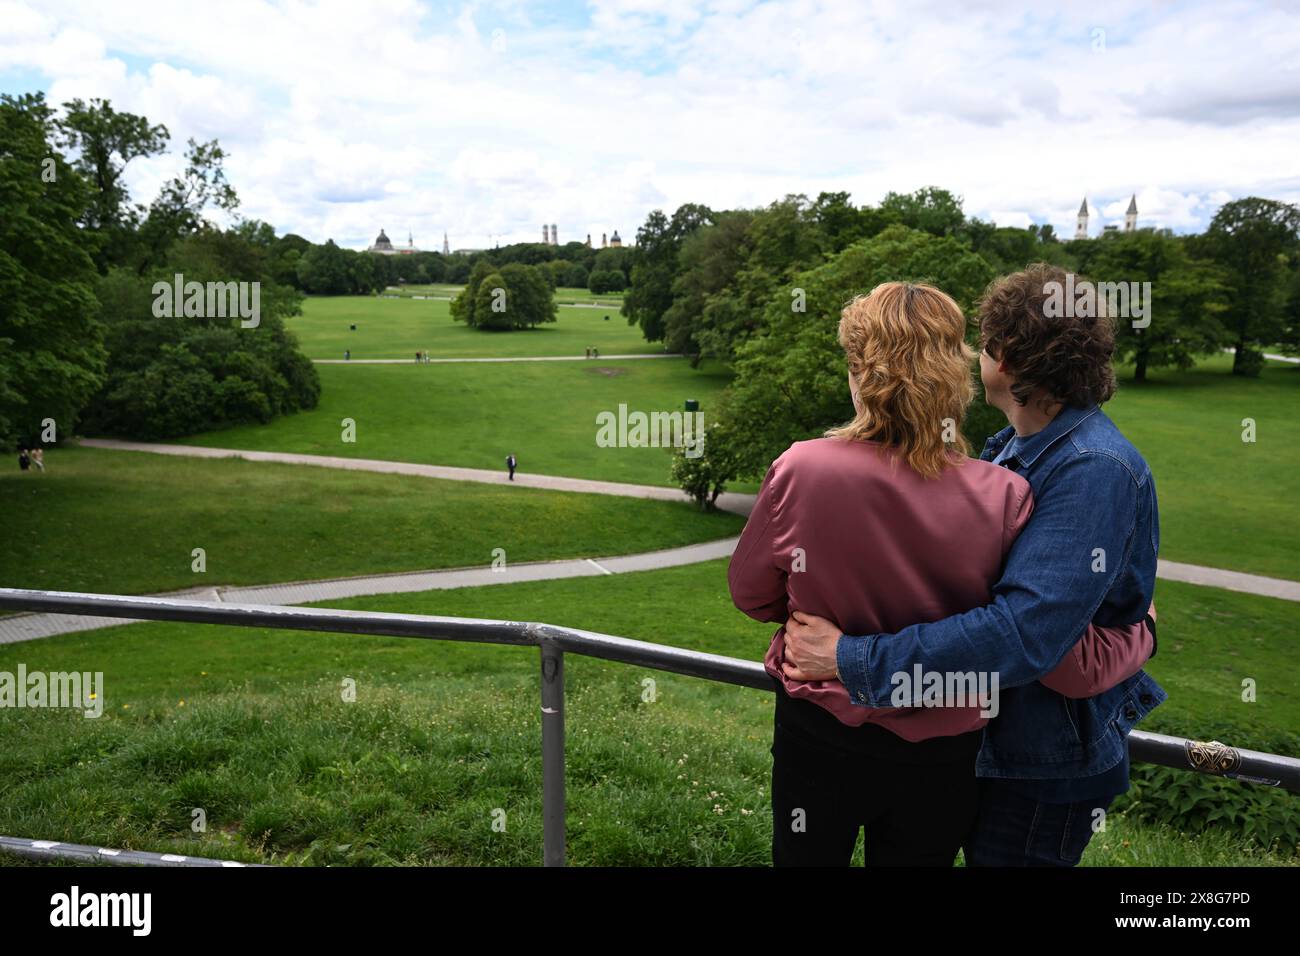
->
[785, 263, 1163, 867]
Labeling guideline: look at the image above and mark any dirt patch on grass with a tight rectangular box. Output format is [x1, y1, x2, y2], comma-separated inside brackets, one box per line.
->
[585, 366, 628, 377]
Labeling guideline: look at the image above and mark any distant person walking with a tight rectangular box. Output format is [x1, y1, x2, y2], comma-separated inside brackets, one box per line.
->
[17, 449, 30, 472]
[344, 349, 351, 361]
[30, 448, 44, 472]
[506, 454, 517, 481]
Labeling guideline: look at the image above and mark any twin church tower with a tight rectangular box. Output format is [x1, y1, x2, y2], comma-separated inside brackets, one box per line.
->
[1075, 195, 1139, 240]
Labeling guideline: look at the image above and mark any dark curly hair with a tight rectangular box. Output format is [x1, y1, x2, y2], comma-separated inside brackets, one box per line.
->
[978, 263, 1117, 409]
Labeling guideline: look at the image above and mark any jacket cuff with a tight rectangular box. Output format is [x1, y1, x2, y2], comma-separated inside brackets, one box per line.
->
[836, 633, 879, 707]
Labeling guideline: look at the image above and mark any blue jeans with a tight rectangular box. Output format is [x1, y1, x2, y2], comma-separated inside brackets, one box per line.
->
[963, 778, 1113, 867]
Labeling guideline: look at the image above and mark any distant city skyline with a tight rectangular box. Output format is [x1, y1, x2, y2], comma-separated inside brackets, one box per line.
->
[3, 0, 1297, 246]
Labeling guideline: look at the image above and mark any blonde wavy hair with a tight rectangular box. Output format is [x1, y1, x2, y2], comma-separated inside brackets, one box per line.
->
[825, 282, 975, 478]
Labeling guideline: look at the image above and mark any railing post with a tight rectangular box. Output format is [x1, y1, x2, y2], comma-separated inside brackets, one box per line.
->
[540, 641, 566, 867]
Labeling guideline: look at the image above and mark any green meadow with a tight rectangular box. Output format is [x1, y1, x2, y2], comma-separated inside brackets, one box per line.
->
[1106, 354, 1300, 580]
[0, 561, 1292, 865]
[289, 295, 652, 360]
[0, 446, 743, 596]
[181, 358, 736, 488]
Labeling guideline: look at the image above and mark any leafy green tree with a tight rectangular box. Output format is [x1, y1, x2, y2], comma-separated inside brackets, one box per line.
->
[55, 97, 168, 272]
[562, 262, 589, 288]
[296, 240, 353, 294]
[623, 204, 713, 340]
[588, 269, 626, 293]
[82, 227, 319, 439]
[473, 272, 510, 329]
[879, 186, 965, 237]
[1088, 231, 1229, 381]
[671, 419, 742, 510]
[722, 225, 995, 478]
[0, 93, 107, 449]
[452, 259, 498, 327]
[661, 210, 754, 358]
[136, 137, 239, 272]
[1194, 197, 1300, 375]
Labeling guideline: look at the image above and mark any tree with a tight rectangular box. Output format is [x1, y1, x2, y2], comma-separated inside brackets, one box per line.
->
[451, 259, 497, 327]
[136, 138, 239, 272]
[721, 225, 995, 478]
[671, 420, 742, 510]
[1195, 197, 1300, 375]
[879, 186, 965, 237]
[589, 269, 626, 293]
[1087, 231, 1229, 382]
[56, 97, 168, 272]
[622, 203, 713, 341]
[660, 210, 754, 358]
[0, 93, 107, 449]
[296, 240, 354, 295]
[81, 226, 319, 440]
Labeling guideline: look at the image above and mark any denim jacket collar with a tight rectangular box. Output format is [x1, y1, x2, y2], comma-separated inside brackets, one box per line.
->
[980, 404, 1100, 469]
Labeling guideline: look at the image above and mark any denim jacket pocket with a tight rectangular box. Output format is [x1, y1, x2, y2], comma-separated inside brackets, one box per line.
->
[1061, 696, 1085, 745]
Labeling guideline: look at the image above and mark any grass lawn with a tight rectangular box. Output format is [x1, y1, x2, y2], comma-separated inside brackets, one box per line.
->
[0, 446, 743, 595]
[1105, 354, 1300, 580]
[0, 559, 1293, 866]
[179, 359, 738, 488]
[290, 295, 653, 359]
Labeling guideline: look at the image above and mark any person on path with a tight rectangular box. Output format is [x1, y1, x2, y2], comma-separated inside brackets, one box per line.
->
[18, 449, 30, 472]
[30, 447, 44, 473]
[506, 454, 517, 481]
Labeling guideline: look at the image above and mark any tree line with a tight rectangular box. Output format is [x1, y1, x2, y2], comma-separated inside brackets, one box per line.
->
[620, 189, 1300, 505]
[0, 93, 319, 448]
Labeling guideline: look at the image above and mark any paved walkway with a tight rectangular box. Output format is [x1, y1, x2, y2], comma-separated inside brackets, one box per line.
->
[1221, 349, 1299, 364]
[315, 353, 681, 364]
[6, 439, 1296, 644]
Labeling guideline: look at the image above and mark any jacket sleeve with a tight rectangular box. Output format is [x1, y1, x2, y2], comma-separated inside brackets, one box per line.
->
[727, 457, 789, 624]
[1038, 603, 1156, 698]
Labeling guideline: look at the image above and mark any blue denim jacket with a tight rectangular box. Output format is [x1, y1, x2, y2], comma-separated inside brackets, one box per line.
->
[835, 403, 1167, 779]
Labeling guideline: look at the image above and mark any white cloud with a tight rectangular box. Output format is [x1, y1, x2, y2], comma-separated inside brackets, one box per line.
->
[2, 0, 1297, 247]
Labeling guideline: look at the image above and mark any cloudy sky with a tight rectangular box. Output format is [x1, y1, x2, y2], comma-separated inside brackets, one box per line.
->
[3, 0, 1297, 250]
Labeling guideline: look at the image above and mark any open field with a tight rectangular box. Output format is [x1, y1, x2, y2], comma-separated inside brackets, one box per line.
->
[179, 359, 737, 488]
[0, 560, 1292, 866]
[287, 296, 657, 360]
[0, 446, 744, 595]
[1106, 354, 1300, 580]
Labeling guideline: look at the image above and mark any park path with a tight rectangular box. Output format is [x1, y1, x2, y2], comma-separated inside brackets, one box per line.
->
[314, 353, 680, 364]
[4, 439, 1296, 645]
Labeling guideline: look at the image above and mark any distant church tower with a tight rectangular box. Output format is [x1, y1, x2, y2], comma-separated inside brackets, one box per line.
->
[1125, 195, 1138, 232]
[550, 224, 558, 245]
[609, 230, 622, 248]
[442, 232, 450, 255]
[586, 233, 592, 248]
[542, 224, 550, 244]
[1075, 198, 1090, 240]
[601, 232, 607, 248]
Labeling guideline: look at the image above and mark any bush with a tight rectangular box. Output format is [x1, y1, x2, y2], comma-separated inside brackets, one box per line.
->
[1117, 718, 1300, 856]
[589, 269, 626, 294]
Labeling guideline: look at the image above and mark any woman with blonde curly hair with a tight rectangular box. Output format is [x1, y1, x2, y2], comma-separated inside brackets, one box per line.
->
[728, 281, 1151, 866]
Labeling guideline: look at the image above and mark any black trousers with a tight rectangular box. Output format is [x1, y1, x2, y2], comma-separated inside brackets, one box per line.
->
[770, 686, 980, 866]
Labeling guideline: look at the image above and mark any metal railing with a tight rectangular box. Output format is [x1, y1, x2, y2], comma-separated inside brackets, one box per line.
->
[1, 586, 1297, 867]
